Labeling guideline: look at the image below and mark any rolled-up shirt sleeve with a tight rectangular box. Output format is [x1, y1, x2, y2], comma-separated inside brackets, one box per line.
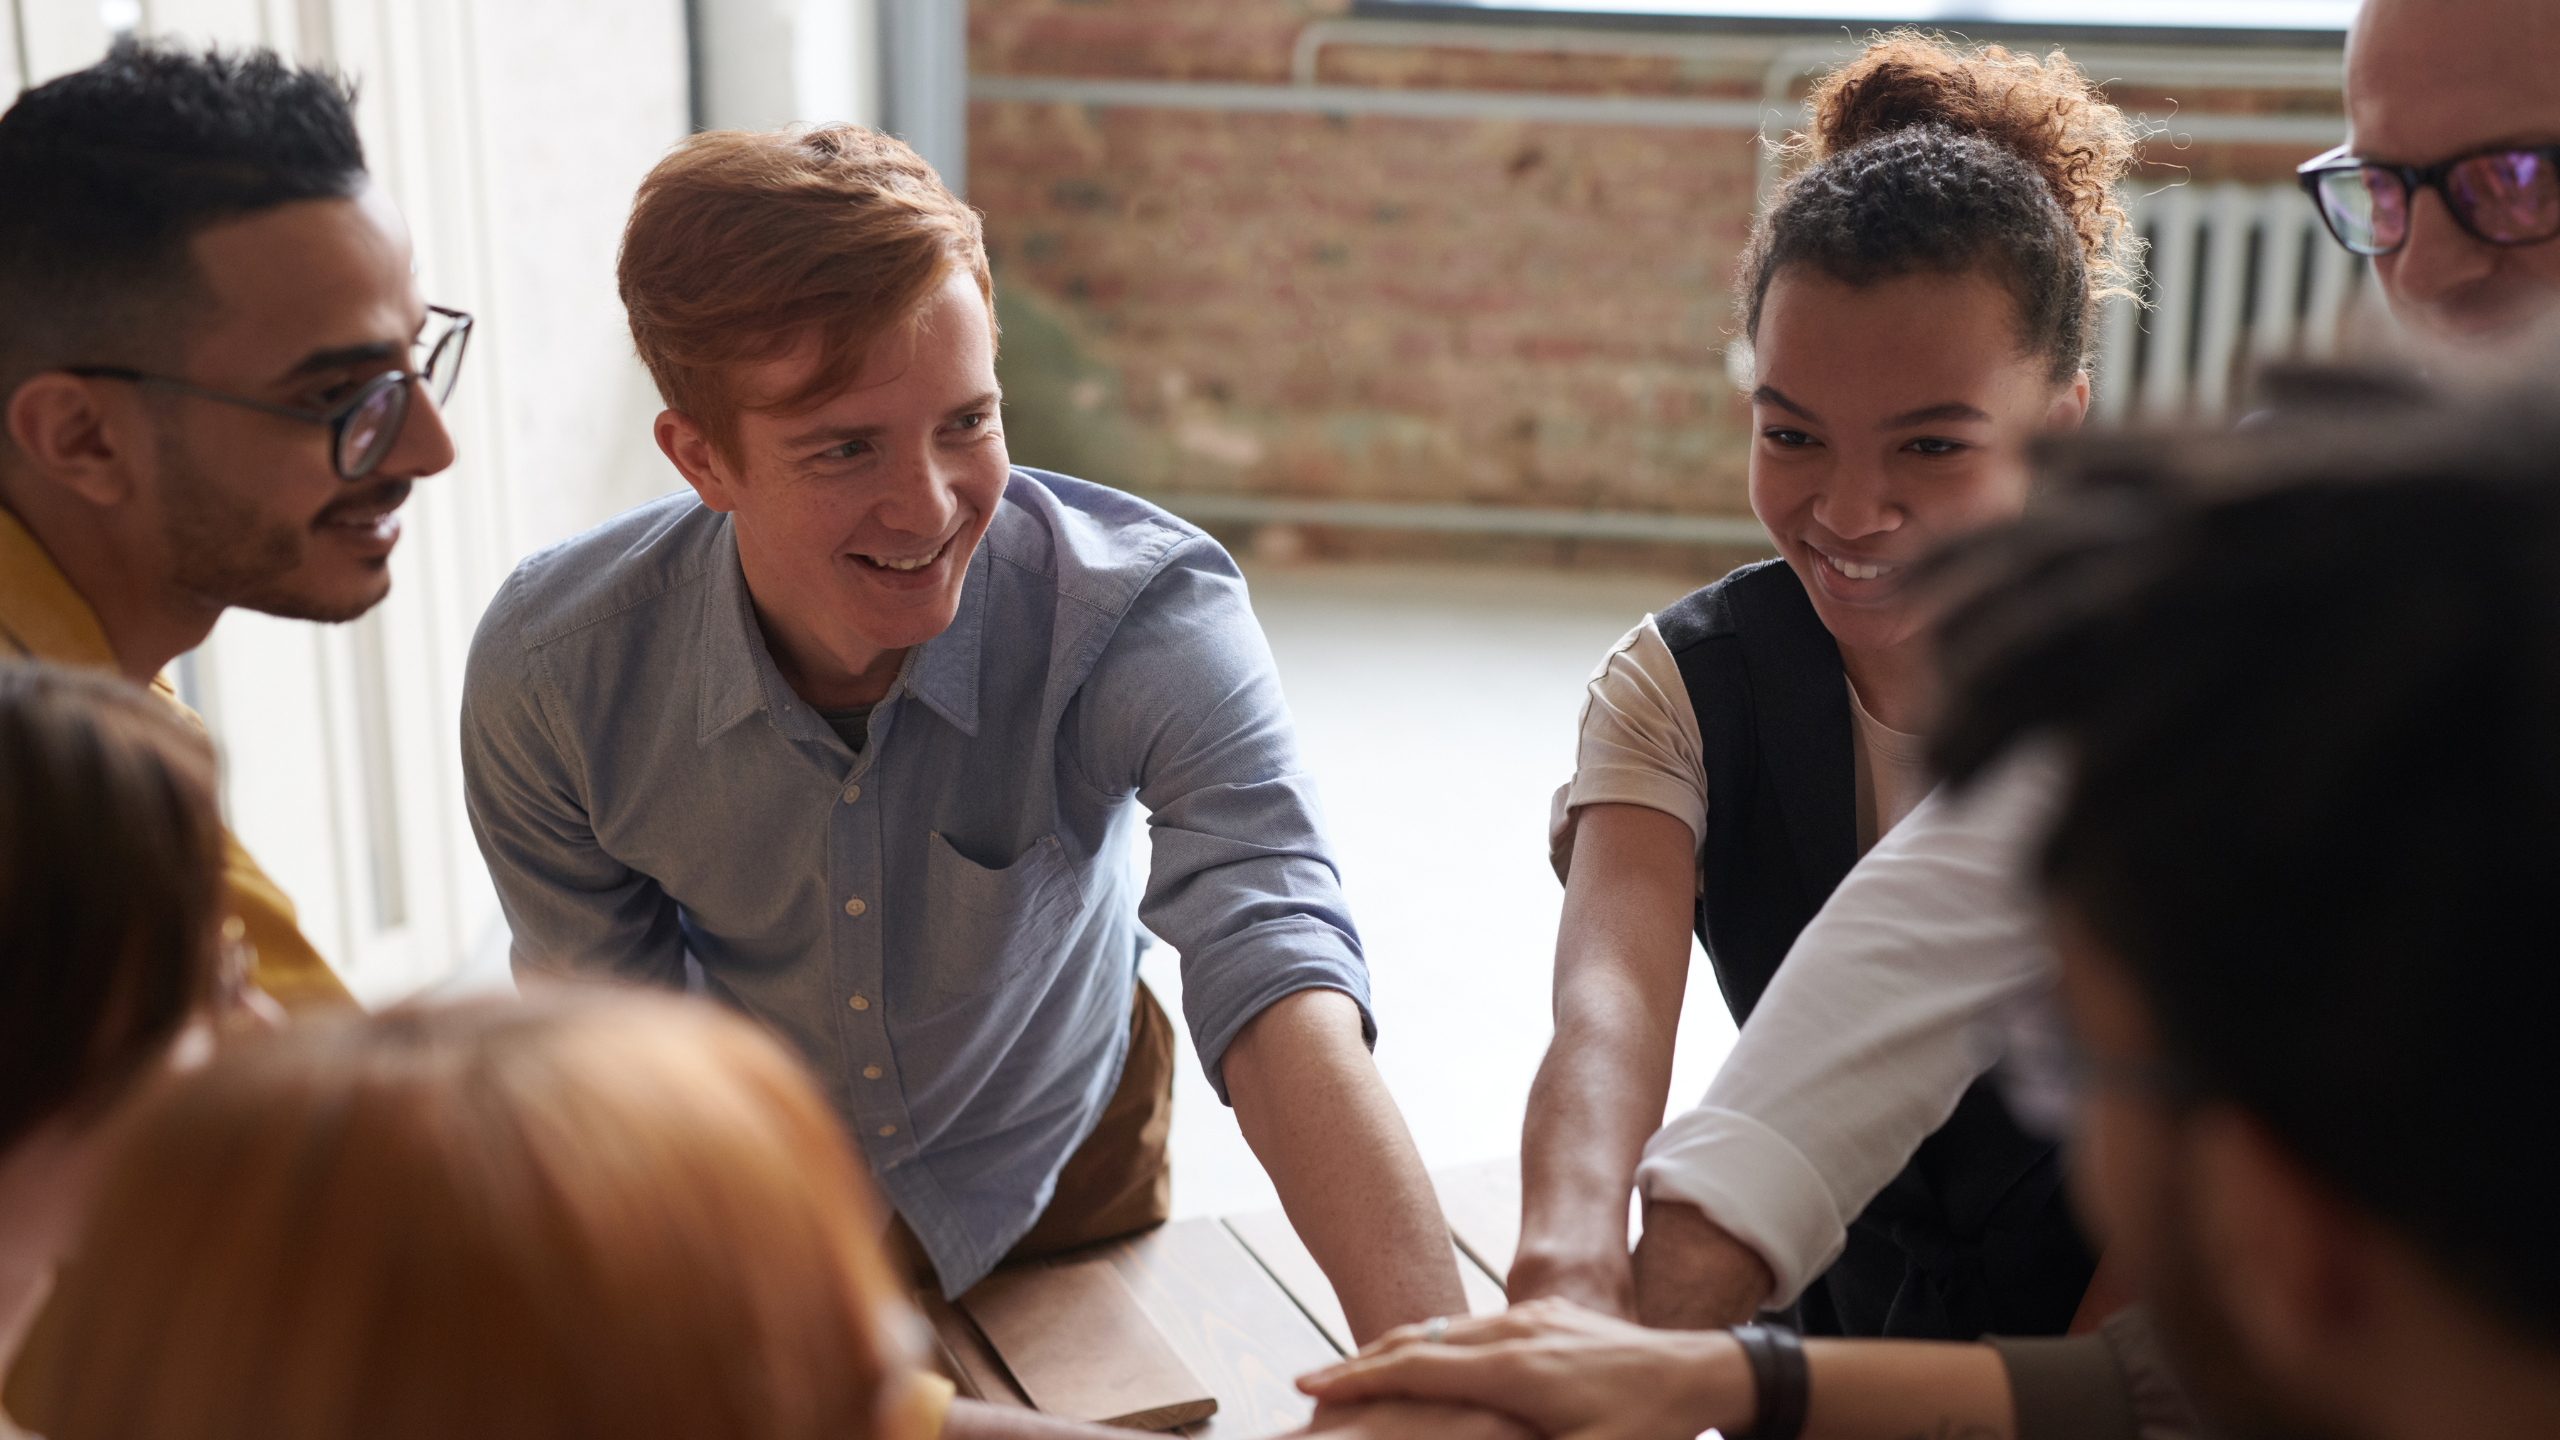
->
[1072, 542, 1371, 1102]
[1992, 1307, 2201, 1440]
[460, 578, 688, 989]
[1636, 747, 2067, 1304]
[1548, 615, 1710, 882]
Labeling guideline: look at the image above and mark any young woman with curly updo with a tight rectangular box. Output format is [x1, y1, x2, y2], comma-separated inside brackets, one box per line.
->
[1511, 32, 2140, 1343]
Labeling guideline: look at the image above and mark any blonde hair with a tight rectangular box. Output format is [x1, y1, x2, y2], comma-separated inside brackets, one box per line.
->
[43, 990, 927, 1440]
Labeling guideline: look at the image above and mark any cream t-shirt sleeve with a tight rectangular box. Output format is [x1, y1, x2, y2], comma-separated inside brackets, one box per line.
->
[1635, 747, 2068, 1305]
[1548, 615, 1711, 882]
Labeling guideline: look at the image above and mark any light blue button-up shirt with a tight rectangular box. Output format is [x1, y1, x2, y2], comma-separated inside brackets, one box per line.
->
[461, 469, 1372, 1293]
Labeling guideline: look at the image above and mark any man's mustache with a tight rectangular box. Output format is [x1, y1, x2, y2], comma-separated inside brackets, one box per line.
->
[315, 478, 413, 523]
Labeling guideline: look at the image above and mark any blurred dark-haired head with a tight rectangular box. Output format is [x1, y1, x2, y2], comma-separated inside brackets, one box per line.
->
[1934, 379, 2560, 1359]
[0, 660, 229, 1152]
[0, 39, 364, 411]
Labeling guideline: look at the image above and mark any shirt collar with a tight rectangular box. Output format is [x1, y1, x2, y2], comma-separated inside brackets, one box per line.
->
[697, 518, 778, 745]
[694, 516, 989, 745]
[0, 504, 117, 668]
[902, 537, 987, 738]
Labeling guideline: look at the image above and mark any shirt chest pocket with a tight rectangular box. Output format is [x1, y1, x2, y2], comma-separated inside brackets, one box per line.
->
[920, 830, 1084, 998]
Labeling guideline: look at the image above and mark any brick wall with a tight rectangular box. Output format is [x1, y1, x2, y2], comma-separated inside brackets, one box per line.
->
[969, 2, 2348, 571]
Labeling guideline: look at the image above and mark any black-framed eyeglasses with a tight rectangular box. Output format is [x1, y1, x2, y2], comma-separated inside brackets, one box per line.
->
[63, 304, 473, 480]
[2298, 141, 2560, 257]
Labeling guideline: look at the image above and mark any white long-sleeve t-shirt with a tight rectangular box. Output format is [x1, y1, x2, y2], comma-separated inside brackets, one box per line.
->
[1549, 612, 2063, 1307]
[1635, 754, 2063, 1305]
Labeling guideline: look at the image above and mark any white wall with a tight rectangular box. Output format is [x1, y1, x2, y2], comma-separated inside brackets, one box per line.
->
[690, 0, 966, 191]
[7, 0, 692, 1004]
[877, 0, 963, 191]
[695, 0, 880, 133]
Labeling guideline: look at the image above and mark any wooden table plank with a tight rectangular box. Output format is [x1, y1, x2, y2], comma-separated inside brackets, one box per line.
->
[1455, 1248, 1509, 1317]
[1223, 1209, 1509, 1356]
[1221, 1210, 1353, 1355]
[1433, 1156, 1524, 1286]
[917, 1161, 1570, 1437]
[1104, 1219, 1339, 1438]
[916, 1289, 1033, 1407]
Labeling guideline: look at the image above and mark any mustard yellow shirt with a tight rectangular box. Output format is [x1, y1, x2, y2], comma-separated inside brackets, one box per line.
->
[901, 1371, 956, 1439]
[0, 505, 352, 1010]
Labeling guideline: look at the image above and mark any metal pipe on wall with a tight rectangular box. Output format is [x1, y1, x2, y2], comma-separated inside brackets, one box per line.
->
[880, 0, 966, 193]
[687, 0, 882, 133]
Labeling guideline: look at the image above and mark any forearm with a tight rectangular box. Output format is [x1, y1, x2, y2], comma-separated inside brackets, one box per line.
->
[1514, 992, 1676, 1300]
[1516, 803, 1699, 1310]
[1802, 1340, 2014, 1440]
[1631, 1198, 1774, 1329]
[1225, 989, 1467, 1343]
[1660, 1336, 2017, 1440]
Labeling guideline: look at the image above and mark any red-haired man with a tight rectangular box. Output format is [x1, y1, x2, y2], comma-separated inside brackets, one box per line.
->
[461, 128, 1467, 1345]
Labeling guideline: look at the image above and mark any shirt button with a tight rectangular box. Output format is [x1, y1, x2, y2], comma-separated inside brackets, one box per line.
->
[877, 1124, 898, 1137]
[863, 1065, 884, 1079]
[842, 784, 861, 803]
[844, 896, 867, 917]
[848, 994, 870, 1011]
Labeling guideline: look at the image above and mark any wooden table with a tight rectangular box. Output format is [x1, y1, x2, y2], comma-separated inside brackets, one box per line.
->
[922, 1158, 1526, 1436]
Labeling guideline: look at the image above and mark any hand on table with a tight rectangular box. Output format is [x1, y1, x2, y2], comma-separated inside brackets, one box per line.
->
[1630, 1200, 1774, 1330]
[1301, 1400, 1536, 1440]
[1296, 1297, 1750, 1440]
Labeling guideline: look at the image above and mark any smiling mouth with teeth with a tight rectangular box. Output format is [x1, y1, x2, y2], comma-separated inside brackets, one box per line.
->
[861, 542, 946, 572]
[1822, 550, 1898, 582]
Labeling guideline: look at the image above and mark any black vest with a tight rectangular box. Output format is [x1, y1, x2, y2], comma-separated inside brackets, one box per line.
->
[1657, 560, 2093, 1340]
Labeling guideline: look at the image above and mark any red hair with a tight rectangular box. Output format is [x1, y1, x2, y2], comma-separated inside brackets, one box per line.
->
[44, 990, 929, 1440]
[618, 124, 992, 460]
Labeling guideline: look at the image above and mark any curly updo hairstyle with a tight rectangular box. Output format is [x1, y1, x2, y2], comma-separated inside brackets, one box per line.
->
[1741, 31, 2143, 385]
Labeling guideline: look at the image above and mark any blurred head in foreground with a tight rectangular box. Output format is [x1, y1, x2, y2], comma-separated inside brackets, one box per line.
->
[0, 659, 229, 1383]
[42, 990, 936, 1440]
[1936, 383, 2560, 1440]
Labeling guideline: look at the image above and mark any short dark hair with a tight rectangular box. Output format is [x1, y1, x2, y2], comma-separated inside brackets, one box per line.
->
[1742, 32, 2142, 385]
[0, 39, 365, 409]
[0, 661, 229, 1152]
[1934, 384, 2560, 1342]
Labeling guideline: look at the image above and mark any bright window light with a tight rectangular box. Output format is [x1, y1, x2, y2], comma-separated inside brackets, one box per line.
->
[1382, 1, 2359, 31]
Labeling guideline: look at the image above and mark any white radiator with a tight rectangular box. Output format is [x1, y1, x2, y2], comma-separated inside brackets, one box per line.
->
[2094, 182, 2373, 421]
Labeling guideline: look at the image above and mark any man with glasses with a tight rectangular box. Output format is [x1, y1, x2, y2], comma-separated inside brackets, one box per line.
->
[2299, 0, 2560, 349]
[1515, 0, 2560, 1339]
[0, 42, 462, 1011]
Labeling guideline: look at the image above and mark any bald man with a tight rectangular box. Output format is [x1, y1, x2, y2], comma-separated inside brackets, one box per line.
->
[1509, 0, 2560, 1332]
[2345, 0, 2560, 348]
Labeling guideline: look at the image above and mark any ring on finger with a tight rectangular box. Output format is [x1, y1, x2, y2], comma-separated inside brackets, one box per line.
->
[1424, 1315, 1449, 1343]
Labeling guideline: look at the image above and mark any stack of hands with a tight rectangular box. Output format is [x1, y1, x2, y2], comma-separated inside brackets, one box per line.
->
[1297, 1298, 1749, 1440]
